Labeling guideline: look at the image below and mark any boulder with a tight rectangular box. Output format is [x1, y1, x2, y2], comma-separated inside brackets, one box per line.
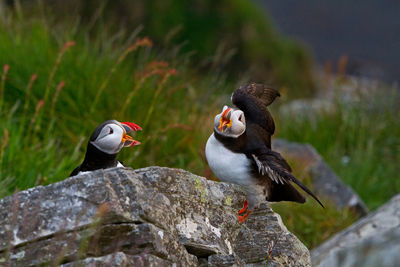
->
[0, 167, 311, 266]
[311, 194, 400, 267]
[272, 139, 368, 216]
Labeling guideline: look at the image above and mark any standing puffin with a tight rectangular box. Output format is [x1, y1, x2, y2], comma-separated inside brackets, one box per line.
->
[206, 83, 324, 223]
[70, 120, 141, 177]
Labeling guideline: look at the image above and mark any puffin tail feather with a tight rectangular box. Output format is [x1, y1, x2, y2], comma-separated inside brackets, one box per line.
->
[289, 176, 325, 208]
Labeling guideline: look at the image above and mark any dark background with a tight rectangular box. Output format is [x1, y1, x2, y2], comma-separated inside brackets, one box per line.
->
[257, 0, 400, 83]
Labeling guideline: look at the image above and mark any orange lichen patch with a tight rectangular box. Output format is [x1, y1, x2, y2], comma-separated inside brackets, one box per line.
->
[96, 202, 111, 218]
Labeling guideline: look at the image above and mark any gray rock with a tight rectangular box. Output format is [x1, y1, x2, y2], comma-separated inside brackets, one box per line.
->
[272, 139, 368, 216]
[279, 99, 336, 119]
[234, 203, 310, 267]
[0, 167, 311, 266]
[61, 252, 171, 267]
[311, 194, 400, 267]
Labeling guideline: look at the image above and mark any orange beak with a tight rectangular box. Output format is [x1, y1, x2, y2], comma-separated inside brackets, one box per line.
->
[121, 122, 141, 147]
[121, 133, 140, 147]
[218, 108, 232, 132]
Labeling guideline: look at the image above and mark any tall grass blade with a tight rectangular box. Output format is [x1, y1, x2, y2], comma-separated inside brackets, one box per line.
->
[90, 37, 153, 113]
[0, 64, 10, 112]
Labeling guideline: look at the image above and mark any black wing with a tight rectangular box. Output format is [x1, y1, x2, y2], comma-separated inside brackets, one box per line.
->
[232, 83, 280, 135]
[250, 148, 325, 208]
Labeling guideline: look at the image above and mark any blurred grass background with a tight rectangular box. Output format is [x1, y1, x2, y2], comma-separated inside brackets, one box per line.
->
[0, 0, 399, 249]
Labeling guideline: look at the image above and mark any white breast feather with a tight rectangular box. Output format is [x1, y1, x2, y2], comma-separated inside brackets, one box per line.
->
[206, 133, 267, 209]
[205, 134, 254, 186]
[77, 162, 124, 175]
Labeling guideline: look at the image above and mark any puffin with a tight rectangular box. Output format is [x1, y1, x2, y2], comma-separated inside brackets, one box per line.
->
[205, 83, 324, 223]
[70, 120, 141, 176]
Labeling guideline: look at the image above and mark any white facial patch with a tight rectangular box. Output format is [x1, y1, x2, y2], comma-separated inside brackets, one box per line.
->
[91, 124, 125, 154]
[230, 110, 246, 136]
[214, 107, 246, 138]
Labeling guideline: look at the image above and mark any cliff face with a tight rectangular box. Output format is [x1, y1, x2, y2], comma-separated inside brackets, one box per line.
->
[0, 167, 310, 266]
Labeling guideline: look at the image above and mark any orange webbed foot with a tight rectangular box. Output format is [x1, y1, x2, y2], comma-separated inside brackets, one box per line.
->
[238, 200, 248, 215]
[238, 210, 251, 223]
[238, 200, 251, 223]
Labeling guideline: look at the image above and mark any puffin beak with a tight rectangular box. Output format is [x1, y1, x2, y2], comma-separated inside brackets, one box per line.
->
[218, 108, 232, 132]
[121, 122, 142, 147]
[121, 122, 142, 132]
[121, 133, 140, 147]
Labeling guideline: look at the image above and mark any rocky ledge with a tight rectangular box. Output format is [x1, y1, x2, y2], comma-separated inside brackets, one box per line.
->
[0, 167, 310, 266]
[311, 194, 400, 267]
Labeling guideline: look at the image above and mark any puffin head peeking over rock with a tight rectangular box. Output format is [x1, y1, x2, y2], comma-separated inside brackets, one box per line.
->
[70, 120, 141, 177]
[206, 83, 324, 223]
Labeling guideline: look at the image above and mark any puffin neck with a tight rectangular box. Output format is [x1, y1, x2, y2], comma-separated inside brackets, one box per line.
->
[214, 129, 248, 153]
[82, 142, 119, 168]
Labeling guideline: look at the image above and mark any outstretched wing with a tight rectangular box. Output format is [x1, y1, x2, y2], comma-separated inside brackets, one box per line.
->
[250, 148, 325, 208]
[233, 82, 280, 107]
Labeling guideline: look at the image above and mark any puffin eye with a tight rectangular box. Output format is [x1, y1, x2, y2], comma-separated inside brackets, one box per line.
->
[109, 127, 114, 134]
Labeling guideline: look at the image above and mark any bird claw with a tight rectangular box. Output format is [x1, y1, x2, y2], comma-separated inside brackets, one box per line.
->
[238, 200, 248, 215]
[238, 210, 251, 223]
[238, 200, 251, 223]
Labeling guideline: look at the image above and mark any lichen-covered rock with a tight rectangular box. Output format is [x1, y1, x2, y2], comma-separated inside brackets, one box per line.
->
[273, 139, 368, 217]
[0, 167, 310, 266]
[234, 203, 310, 267]
[311, 194, 400, 267]
[61, 252, 171, 267]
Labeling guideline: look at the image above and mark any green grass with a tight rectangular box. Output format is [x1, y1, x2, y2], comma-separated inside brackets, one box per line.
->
[1, 4, 399, 250]
[272, 83, 400, 247]
[276, 86, 400, 210]
[32, 0, 316, 96]
[0, 11, 231, 197]
[272, 201, 356, 249]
